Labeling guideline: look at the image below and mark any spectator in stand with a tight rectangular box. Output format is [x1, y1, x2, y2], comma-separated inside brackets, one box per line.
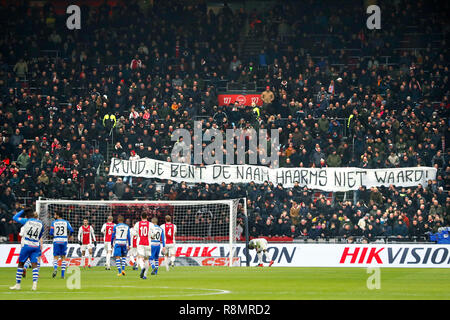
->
[130, 55, 143, 70]
[261, 86, 275, 114]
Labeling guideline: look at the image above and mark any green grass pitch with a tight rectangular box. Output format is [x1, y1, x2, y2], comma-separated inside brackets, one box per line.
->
[1, 266, 449, 300]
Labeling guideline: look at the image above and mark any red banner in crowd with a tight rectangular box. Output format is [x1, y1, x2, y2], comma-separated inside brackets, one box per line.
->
[218, 94, 263, 106]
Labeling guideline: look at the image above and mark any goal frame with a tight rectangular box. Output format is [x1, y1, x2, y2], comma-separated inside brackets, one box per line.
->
[36, 197, 247, 267]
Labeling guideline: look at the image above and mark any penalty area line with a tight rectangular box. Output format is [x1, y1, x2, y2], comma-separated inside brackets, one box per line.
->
[100, 285, 231, 298]
[0, 286, 232, 298]
[0, 291, 89, 294]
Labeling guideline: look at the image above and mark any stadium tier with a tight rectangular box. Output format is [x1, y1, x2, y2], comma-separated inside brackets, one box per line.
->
[0, 1, 449, 307]
[0, 0, 448, 246]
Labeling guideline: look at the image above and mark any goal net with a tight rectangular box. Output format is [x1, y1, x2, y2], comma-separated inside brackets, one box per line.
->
[36, 198, 246, 266]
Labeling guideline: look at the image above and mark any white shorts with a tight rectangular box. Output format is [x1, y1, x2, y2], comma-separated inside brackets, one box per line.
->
[165, 244, 177, 256]
[129, 247, 137, 257]
[104, 242, 112, 252]
[80, 244, 94, 252]
[257, 246, 268, 253]
[137, 245, 151, 257]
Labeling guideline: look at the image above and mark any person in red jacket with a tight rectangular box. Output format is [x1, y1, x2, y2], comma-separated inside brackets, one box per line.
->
[130, 54, 142, 70]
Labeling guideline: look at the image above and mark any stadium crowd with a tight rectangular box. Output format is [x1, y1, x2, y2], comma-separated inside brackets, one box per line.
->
[0, 0, 448, 243]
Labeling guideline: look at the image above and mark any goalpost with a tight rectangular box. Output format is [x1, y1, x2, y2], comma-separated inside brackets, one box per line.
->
[36, 198, 247, 267]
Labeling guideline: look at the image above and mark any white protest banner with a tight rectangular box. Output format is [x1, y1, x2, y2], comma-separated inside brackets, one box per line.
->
[108, 157, 436, 191]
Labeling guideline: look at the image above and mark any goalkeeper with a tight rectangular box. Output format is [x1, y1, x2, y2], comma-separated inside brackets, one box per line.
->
[248, 238, 274, 267]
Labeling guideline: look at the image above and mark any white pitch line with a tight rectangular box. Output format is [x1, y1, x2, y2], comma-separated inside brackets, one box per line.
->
[0, 291, 89, 294]
[173, 287, 231, 297]
[102, 285, 170, 289]
[0, 286, 231, 298]
[92, 288, 231, 299]
[102, 285, 231, 298]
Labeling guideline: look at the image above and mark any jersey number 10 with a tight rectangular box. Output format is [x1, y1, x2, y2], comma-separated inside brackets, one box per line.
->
[140, 226, 148, 237]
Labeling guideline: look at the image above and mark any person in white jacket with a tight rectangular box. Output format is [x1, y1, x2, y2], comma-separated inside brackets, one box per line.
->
[248, 238, 274, 267]
[124, 150, 140, 186]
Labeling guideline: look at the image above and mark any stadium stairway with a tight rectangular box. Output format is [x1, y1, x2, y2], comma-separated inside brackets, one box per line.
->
[237, 1, 273, 64]
[240, 35, 264, 64]
[106, 141, 114, 163]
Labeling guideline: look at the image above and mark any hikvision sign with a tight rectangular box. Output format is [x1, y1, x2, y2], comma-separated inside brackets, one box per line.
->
[0, 243, 296, 267]
[339, 246, 450, 265]
[0, 244, 448, 268]
[289, 244, 450, 268]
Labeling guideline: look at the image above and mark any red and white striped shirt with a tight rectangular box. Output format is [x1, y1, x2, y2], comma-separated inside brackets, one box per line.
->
[161, 223, 177, 244]
[134, 220, 151, 246]
[129, 227, 138, 248]
[78, 225, 96, 245]
[101, 222, 115, 242]
[131, 229, 138, 248]
[130, 59, 142, 70]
